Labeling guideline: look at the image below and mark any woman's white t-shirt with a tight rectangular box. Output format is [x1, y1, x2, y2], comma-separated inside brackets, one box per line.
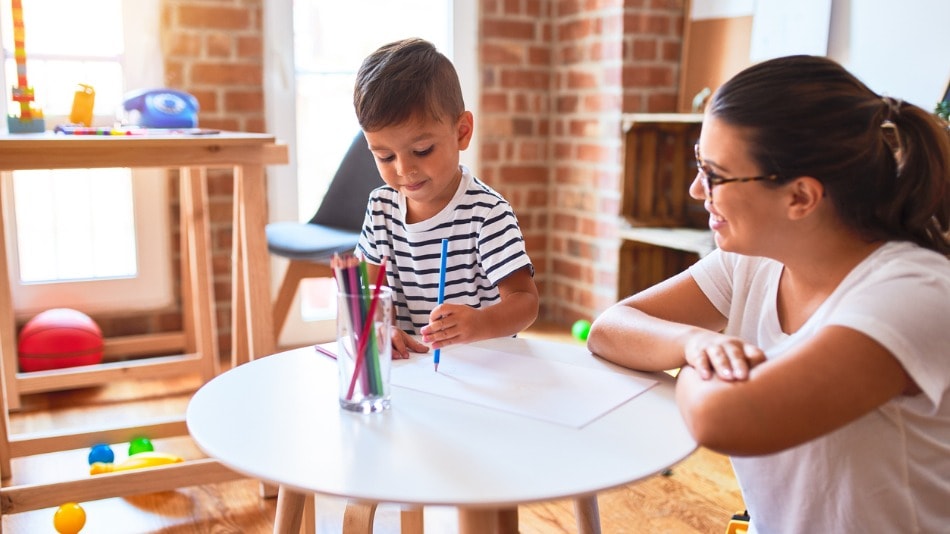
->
[689, 241, 950, 533]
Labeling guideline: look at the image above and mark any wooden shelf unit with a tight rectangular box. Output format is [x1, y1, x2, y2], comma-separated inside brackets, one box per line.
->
[0, 131, 287, 519]
[618, 114, 712, 298]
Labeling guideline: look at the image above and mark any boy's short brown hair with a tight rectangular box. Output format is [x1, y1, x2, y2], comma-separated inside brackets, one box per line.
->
[354, 38, 464, 131]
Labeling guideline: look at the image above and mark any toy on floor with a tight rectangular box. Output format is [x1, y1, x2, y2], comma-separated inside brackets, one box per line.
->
[17, 308, 104, 372]
[87, 443, 114, 465]
[90, 451, 184, 474]
[53, 502, 86, 534]
[571, 319, 591, 342]
[89, 437, 182, 475]
[128, 436, 154, 455]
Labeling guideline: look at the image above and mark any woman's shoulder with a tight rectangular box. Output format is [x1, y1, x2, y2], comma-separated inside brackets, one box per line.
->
[866, 241, 950, 276]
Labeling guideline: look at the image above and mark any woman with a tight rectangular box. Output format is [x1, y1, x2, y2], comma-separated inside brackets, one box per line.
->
[587, 55, 950, 532]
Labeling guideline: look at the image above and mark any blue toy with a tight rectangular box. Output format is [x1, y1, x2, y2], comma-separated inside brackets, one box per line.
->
[87, 443, 114, 465]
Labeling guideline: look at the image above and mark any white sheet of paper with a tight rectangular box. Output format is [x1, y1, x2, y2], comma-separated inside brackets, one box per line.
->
[391, 345, 657, 428]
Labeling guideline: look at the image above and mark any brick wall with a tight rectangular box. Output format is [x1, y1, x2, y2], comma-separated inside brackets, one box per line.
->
[161, 0, 266, 353]
[480, 0, 686, 326]
[113, 0, 685, 352]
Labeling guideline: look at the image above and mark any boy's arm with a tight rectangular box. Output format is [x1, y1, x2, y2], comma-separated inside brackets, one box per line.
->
[421, 265, 538, 349]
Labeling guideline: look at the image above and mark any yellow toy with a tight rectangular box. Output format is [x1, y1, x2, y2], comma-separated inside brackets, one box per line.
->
[89, 451, 183, 475]
[725, 510, 749, 534]
[53, 502, 86, 534]
[69, 84, 95, 126]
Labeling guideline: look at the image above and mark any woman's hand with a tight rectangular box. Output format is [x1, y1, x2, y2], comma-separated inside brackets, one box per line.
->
[684, 332, 766, 381]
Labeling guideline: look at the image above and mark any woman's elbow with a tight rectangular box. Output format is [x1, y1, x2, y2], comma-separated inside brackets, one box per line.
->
[676, 377, 747, 453]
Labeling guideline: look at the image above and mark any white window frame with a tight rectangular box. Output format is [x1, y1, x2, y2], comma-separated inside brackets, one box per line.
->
[0, 0, 172, 316]
[263, 1, 479, 346]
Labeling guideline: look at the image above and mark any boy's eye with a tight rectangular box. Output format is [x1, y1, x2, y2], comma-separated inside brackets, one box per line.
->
[375, 154, 395, 163]
[413, 146, 434, 157]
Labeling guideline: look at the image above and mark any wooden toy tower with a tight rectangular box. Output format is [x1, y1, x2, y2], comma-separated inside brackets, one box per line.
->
[7, 0, 44, 133]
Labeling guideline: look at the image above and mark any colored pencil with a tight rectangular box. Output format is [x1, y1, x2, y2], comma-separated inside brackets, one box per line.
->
[434, 238, 448, 372]
[346, 257, 389, 399]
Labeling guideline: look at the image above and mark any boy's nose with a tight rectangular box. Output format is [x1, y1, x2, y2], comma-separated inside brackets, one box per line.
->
[396, 161, 417, 179]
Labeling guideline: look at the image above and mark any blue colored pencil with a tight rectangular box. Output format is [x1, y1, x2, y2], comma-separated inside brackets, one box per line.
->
[434, 238, 448, 372]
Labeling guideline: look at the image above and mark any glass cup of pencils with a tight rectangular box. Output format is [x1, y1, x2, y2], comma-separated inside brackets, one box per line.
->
[336, 285, 393, 413]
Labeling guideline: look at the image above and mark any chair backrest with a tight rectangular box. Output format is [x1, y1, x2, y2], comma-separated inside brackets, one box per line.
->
[309, 131, 384, 231]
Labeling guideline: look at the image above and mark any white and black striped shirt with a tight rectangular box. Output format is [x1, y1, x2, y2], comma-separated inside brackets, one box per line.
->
[357, 165, 533, 334]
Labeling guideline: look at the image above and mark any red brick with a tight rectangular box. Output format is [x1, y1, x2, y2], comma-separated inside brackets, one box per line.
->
[178, 6, 251, 31]
[224, 90, 263, 112]
[482, 18, 538, 40]
[206, 33, 233, 57]
[500, 69, 550, 89]
[482, 43, 524, 64]
[191, 62, 262, 86]
[165, 32, 202, 57]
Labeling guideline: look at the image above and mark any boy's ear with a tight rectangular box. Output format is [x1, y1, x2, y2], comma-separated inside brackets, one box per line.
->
[456, 111, 474, 150]
[787, 176, 824, 220]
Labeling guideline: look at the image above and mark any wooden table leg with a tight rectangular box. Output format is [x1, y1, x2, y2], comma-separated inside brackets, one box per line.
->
[459, 508, 506, 534]
[274, 485, 306, 534]
[231, 168, 249, 367]
[343, 501, 377, 534]
[400, 507, 424, 534]
[498, 507, 519, 533]
[235, 164, 276, 362]
[180, 167, 219, 381]
[301, 494, 316, 534]
[0, 181, 22, 414]
[574, 495, 602, 534]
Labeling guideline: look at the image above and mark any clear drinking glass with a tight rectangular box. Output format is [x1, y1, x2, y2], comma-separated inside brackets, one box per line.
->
[336, 285, 393, 413]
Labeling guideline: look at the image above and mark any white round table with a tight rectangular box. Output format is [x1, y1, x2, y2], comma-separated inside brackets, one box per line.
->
[186, 337, 696, 533]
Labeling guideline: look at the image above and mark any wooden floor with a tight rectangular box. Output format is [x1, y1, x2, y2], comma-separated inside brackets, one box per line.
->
[1, 322, 744, 533]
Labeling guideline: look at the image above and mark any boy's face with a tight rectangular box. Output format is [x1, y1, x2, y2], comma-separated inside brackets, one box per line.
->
[364, 111, 473, 223]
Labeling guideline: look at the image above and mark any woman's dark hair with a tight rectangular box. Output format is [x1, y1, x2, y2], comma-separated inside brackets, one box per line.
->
[708, 55, 950, 255]
[354, 38, 464, 132]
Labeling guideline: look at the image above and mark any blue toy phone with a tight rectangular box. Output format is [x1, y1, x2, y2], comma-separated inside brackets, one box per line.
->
[122, 88, 199, 128]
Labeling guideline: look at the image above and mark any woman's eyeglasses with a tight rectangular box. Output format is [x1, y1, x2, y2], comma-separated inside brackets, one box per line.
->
[694, 144, 779, 201]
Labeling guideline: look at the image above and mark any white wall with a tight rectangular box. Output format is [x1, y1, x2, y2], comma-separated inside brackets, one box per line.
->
[700, 0, 950, 109]
[827, 0, 949, 109]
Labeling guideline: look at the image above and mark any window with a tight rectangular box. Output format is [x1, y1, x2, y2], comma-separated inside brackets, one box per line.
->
[0, 0, 170, 314]
[264, 1, 478, 345]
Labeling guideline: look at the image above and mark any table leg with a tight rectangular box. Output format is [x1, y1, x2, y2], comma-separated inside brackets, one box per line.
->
[498, 507, 519, 533]
[180, 167, 219, 381]
[274, 485, 306, 534]
[301, 494, 316, 534]
[343, 501, 377, 534]
[458, 507, 519, 534]
[0, 181, 21, 414]
[573, 495, 602, 534]
[231, 168, 249, 367]
[400, 507, 424, 534]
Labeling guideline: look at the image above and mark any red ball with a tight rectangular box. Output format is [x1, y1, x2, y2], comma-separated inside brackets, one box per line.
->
[18, 308, 104, 372]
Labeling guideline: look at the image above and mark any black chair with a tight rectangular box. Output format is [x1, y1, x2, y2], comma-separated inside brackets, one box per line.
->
[266, 131, 383, 337]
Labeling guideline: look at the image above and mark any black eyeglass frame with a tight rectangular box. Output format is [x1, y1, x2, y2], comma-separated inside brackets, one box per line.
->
[694, 144, 780, 200]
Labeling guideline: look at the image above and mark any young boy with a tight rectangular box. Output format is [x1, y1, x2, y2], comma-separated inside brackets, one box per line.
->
[354, 37, 538, 359]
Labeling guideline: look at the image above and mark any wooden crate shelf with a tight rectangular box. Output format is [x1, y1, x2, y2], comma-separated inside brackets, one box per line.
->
[618, 114, 712, 297]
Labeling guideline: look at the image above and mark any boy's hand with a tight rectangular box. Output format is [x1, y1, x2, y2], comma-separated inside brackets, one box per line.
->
[684, 332, 766, 381]
[391, 328, 428, 360]
[421, 303, 480, 349]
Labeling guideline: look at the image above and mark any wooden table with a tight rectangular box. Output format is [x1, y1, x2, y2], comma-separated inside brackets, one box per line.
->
[187, 337, 697, 534]
[0, 131, 286, 517]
